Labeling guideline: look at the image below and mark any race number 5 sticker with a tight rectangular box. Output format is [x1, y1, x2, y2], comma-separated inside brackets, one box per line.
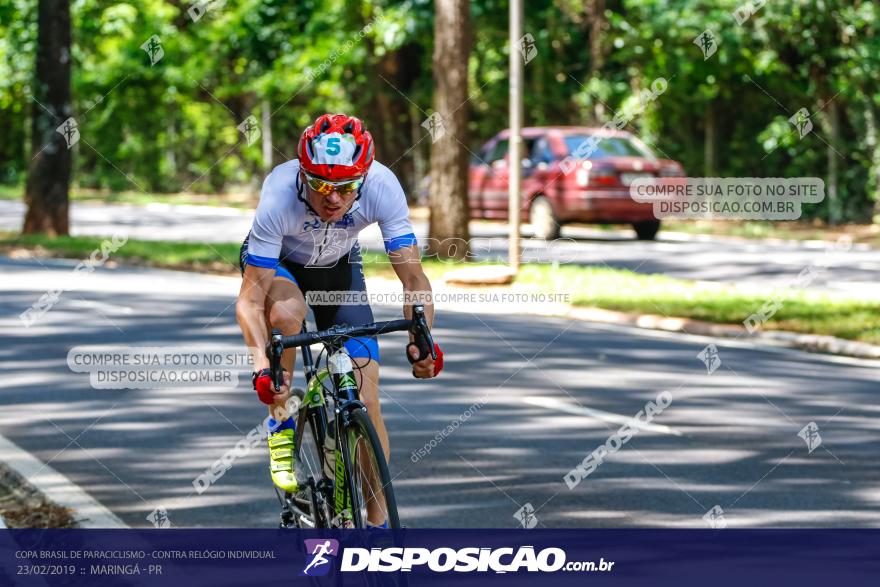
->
[313, 133, 355, 165]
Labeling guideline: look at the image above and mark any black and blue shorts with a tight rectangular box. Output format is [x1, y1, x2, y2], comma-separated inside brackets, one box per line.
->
[239, 234, 379, 362]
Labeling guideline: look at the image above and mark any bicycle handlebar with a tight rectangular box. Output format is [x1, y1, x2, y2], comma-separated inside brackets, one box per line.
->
[278, 318, 411, 349]
[267, 304, 434, 391]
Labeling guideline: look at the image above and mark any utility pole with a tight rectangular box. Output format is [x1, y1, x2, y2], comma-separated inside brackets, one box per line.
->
[508, 0, 523, 272]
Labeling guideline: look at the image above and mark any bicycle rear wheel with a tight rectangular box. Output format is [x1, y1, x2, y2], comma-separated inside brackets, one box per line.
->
[344, 408, 400, 529]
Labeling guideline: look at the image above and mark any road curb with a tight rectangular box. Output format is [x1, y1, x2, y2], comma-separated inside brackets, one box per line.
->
[364, 275, 880, 361]
[565, 306, 880, 360]
[0, 434, 127, 528]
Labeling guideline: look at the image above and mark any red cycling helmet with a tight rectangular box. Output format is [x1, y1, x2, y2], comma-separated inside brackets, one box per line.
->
[297, 114, 375, 181]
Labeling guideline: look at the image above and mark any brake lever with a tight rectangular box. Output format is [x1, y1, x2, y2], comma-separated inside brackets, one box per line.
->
[409, 304, 436, 361]
[268, 329, 284, 391]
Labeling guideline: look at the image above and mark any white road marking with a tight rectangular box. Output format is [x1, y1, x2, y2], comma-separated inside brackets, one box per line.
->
[0, 433, 127, 528]
[523, 395, 682, 436]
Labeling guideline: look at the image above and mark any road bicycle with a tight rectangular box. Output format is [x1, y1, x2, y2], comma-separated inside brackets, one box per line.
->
[267, 304, 435, 529]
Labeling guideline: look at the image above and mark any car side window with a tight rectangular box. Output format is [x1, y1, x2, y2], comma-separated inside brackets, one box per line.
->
[531, 137, 554, 164]
[521, 138, 536, 162]
[486, 139, 509, 163]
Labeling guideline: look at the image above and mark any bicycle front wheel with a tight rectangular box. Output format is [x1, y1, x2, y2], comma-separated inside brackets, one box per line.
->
[344, 408, 400, 529]
[291, 388, 330, 528]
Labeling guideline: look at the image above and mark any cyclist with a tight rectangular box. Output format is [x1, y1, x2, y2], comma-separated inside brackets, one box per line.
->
[235, 113, 443, 528]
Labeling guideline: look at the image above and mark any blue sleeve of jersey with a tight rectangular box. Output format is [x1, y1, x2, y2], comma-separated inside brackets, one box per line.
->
[383, 232, 418, 252]
[245, 253, 278, 268]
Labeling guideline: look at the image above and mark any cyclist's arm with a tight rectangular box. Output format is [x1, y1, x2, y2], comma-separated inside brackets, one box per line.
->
[389, 244, 434, 328]
[237, 165, 292, 371]
[236, 262, 276, 371]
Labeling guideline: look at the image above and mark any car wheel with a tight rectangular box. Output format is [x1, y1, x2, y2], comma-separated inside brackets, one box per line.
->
[632, 220, 661, 241]
[529, 196, 560, 240]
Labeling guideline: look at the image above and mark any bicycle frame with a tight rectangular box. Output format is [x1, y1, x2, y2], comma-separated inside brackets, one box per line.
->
[290, 323, 372, 528]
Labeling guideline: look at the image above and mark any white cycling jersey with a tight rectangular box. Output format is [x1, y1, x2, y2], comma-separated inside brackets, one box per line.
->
[245, 159, 417, 267]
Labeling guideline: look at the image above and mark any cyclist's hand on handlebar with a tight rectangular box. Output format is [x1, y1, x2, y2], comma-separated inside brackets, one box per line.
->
[254, 368, 292, 406]
[407, 342, 444, 378]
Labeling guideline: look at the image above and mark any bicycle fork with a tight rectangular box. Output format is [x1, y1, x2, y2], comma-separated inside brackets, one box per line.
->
[328, 348, 364, 528]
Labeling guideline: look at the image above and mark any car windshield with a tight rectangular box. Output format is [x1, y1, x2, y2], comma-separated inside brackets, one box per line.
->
[563, 135, 654, 159]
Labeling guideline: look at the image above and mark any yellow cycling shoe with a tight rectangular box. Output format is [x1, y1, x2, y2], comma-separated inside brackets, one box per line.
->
[268, 428, 298, 492]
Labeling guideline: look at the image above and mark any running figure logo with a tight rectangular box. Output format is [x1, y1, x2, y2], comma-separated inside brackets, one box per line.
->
[694, 30, 718, 60]
[301, 539, 340, 576]
[697, 344, 722, 375]
[798, 421, 822, 453]
[237, 115, 261, 146]
[514, 502, 538, 529]
[789, 108, 814, 139]
[140, 35, 164, 66]
[421, 112, 447, 143]
[55, 117, 80, 149]
[518, 33, 538, 64]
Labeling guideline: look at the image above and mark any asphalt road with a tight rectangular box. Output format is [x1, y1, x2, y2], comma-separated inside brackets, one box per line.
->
[2, 199, 879, 297]
[1, 257, 878, 528]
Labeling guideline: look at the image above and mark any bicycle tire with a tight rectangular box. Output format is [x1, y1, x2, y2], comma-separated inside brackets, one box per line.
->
[344, 408, 400, 529]
[292, 388, 329, 528]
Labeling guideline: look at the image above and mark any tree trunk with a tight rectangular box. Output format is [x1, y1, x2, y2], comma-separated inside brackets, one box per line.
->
[427, 0, 470, 259]
[366, 42, 421, 199]
[824, 99, 841, 224]
[357, 7, 421, 200]
[24, 0, 72, 236]
[261, 98, 273, 175]
[864, 103, 880, 220]
[585, 0, 606, 123]
[411, 101, 427, 204]
[704, 99, 717, 176]
[165, 115, 177, 178]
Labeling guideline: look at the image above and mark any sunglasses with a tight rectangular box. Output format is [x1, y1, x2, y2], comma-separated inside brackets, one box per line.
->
[302, 171, 365, 195]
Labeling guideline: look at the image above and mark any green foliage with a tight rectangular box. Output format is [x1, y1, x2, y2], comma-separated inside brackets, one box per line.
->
[0, 0, 878, 221]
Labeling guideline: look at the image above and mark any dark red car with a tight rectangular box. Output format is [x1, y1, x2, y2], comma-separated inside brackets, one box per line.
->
[469, 127, 685, 240]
